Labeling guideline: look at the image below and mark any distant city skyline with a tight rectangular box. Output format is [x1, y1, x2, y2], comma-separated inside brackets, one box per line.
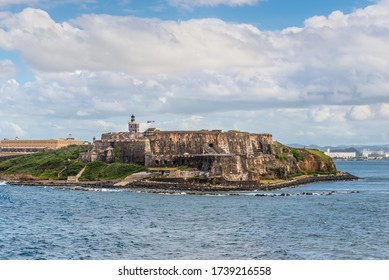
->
[1, 0, 389, 146]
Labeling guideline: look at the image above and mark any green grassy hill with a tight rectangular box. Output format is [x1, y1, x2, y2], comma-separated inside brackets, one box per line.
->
[79, 161, 146, 181]
[0, 145, 146, 181]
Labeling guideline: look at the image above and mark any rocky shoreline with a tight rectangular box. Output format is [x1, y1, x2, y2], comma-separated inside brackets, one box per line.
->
[2, 172, 359, 194]
[125, 172, 359, 193]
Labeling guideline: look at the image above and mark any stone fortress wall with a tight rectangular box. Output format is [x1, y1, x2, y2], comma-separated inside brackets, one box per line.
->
[0, 138, 84, 153]
[80, 115, 279, 181]
[145, 131, 273, 181]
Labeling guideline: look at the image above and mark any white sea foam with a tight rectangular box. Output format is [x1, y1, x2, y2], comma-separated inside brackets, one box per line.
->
[157, 192, 188, 196]
[0, 181, 7, 186]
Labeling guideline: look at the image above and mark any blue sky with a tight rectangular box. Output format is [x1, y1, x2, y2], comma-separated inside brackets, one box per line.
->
[1, 0, 389, 146]
[5, 0, 375, 30]
[2, 0, 375, 83]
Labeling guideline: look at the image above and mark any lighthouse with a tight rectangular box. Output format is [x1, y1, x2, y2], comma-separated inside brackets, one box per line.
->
[128, 114, 139, 134]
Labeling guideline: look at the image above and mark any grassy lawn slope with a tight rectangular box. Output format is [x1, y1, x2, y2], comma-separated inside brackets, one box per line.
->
[0, 145, 146, 181]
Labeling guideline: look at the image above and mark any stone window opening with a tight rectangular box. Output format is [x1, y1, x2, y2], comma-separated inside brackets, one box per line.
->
[208, 143, 214, 148]
[155, 160, 159, 165]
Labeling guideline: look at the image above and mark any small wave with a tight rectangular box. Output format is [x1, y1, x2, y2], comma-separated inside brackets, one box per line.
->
[55, 186, 123, 192]
[204, 193, 227, 197]
[0, 181, 7, 186]
[83, 188, 122, 192]
[251, 190, 361, 197]
[155, 192, 188, 196]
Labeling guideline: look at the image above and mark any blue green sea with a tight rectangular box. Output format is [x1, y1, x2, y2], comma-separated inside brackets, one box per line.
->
[0, 161, 388, 259]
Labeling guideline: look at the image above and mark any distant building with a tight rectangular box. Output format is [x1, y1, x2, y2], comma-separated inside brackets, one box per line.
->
[325, 149, 356, 159]
[362, 149, 385, 158]
[144, 127, 157, 138]
[0, 138, 84, 154]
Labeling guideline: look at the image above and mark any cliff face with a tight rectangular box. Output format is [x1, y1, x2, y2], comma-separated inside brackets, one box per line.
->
[81, 130, 337, 182]
[268, 143, 336, 179]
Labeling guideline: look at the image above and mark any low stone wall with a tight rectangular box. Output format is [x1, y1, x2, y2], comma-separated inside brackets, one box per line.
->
[4, 172, 359, 194]
[261, 172, 359, 190]
[147, 177, 187, 183]
[124, 172, 358, 192]
[209, 178, 259, 187]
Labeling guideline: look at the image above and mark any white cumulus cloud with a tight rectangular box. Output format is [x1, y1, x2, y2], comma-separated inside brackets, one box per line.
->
[0, 9, 270, 73]
[0, 0, 38, 6]
[168, 0, 259, 9]
[1, 1, 389, 144]
[0, 0, 95, 7]
[349, 105, 374, 121]
[0, 121, 26, 138]
[0, 60, 16, 80]
[309, 106, 347, 123]
[379, 103, 389, 118]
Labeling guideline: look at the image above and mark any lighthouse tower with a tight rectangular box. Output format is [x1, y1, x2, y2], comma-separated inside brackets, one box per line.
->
[128, 114, 139, 134]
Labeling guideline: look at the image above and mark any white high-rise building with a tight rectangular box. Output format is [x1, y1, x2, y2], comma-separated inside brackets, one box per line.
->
[325, 149, 356, 159]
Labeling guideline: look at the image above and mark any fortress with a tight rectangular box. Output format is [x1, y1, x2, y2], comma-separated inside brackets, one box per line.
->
[80, 115, 335, 183]
[0, 138, 84, 154]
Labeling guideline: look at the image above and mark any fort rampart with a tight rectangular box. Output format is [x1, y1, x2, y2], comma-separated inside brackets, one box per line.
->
[0, 139, 84, 154]
[81, 129, 279, 181]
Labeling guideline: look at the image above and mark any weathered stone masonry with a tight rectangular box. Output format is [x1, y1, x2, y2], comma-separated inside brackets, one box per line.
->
[81, 127, 275, 181]
[80, 115, 336, 182]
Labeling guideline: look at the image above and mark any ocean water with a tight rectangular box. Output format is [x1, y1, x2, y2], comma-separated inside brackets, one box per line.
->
[0, 161, 388, 260]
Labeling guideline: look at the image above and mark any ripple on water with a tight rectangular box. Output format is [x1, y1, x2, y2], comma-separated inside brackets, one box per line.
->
[1, 162, 389, 260]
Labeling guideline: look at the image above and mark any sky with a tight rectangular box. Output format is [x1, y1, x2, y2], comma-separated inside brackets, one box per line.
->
[1, 0, 389, 146]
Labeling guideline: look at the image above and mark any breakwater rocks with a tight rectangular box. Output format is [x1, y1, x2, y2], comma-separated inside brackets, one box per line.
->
[254, 190, 360, 197]
[6, 180, 119, 189]
[4, 172, 359, 194]
[125, 172, 358, 192]
[260, 172, 359, 191]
